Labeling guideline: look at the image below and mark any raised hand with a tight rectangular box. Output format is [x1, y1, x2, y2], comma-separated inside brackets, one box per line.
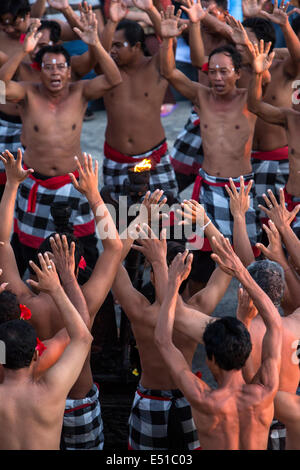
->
[160, 5, 187, 38]
[236, 287, 257, 325]
[176, 199, 206, 227]
[251, 39, 275, 74]
[0, 268, 9, 295]
[23, 19, 42, 54]
[210, 235, 245, 277]
[139, 189, 168, 226]
[242, 0, 265, 18]
[260, 0, 290, 26]
[73, 4, 99, 46]
[226, 14, 252, 46]
[109, 0, 128, 23]
[69, 153, 99, 201]
[168, 250, 193, 287]
[180, 0, 207, 23]
[225, 176, 253, 218]
[132, 223, 167, 264]
[256, 220, 286, 264]
[0, 149, 33, 186]
[258, 188, 300, 231]
[47, 0, 69, 10]
[49, 234, 76, 278]
[27, 253, 61, 293]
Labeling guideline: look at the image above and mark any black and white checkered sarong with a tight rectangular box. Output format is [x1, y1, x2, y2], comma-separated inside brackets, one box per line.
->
[0, 115, 23, 183]
[170, 107, 203, 176]
[128, 383, 200, 450]
[62, 383, 104, 450]
[103, 140, 179, 199]
[251, 146, 289, 211]
[14, 170, 95, 249]
[267, 419, 286, 450]
[192, 168, 261, 247]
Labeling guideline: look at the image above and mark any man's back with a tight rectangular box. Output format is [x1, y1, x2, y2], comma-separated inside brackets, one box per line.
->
[0, 377, 65, 449]
[192, 378, 275, 450]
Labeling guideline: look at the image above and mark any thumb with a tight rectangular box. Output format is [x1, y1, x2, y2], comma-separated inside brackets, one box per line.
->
[291, 204, 300, 218]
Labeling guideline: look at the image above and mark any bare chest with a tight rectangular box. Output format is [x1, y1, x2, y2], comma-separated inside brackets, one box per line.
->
[265, 65, 295, 108]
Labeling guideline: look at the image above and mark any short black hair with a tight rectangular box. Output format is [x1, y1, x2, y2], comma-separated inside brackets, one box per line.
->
[35, 44, 71, 67]
[208, 45, 242, 72]
[215, 0, 228, 11]
[189, 250, 216, 284]
[247, 260, 284, 309]
[242, 17, 276, 52]
[0, 320, 37, 370]
[166, 241, 187, 294]
[0, 291, 21, 325]
[291, 15, 300, 37]
[116, 19, 150, 56]
[203, 316, 252, 370]
[0, 0, 30, 18]
[39, 20, 61, 44]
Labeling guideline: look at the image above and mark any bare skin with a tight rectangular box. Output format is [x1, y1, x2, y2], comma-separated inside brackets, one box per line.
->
[274, 391, 300, 450]
[100, 0, 169, 155]
[248, 43, 300, 196]
[250, 2, 300, 151]
[175, 199, 300, 397]
[0, 151, 123, 399]
[0, 12, 121, 175]
[0, 252, 92, 450]
[160, 8, 257, 178]
[155, 240, 282, 450]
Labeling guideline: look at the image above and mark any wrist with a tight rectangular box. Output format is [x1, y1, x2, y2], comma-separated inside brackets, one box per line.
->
[87, 191, 102, 206]
[61, 5, 72, 15]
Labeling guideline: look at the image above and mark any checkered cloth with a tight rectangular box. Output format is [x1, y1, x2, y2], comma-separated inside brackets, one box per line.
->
[128, 383, 200, 451]
[267, 419, 286, 450]
[103, 140, 179, 199]
[170, 107, 203, 176]
[284, 187, 300, 234]
[14, 168, 96, 249]
[0, 115, 23, 185]
[61, 383, 104, 450]
[190, 168, 261, 251]
[251, 146, 289, 214]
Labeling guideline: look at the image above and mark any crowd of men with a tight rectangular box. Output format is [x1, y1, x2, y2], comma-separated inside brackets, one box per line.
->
[0, 0, 299, 451]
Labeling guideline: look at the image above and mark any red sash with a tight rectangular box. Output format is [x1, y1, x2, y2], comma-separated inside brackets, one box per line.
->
[104, 141, 167, 167]
[251, 146, 288, 161]
[23, 164, 79, 213]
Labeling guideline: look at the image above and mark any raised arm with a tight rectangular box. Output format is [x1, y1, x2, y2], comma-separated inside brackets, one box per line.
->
[132, 0, 163, 38]
[260, 0, 300, 77]
[49, 234, 90, 328]
[154, 251, 211, 406]
[31, 0, 47, 18]
[248, 40, 287, 126]
[0, 150, 34, 298]
[211, 235, 282, 393]
[0, 21, 41, 84]
[75, 9, 122, 100]
[69, 154, 122, 319]
[258, 188, 300, 273]
[160, 6, 200, 103]
[27, 253, 92, 397]
[225, 176, 256, 266]
[256, 220, 300, 314]
[181, 0, 206, 69]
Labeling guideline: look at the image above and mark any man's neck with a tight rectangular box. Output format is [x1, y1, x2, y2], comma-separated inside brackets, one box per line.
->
[121, 54, 148, 73]
[3, 366, 34, 384]
[215, 368, 245, 389]
[40, 82, 69, 102]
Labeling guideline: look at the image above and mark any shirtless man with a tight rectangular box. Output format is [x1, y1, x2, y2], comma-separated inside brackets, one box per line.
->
[111, 210, 231, 449]
[0, 150, 123, 449]
[160, 6, 261, 251]
[247, 40, 300, 235]
[155, 237, 282, 450]
[0, 251, 92, 450]
[242, 1, 300, 214]
[98, 0, 178, 199]
[0, 10, 122, 275]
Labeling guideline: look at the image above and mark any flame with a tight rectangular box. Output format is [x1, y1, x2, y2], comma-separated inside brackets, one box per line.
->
[133, 158, 151, 173]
